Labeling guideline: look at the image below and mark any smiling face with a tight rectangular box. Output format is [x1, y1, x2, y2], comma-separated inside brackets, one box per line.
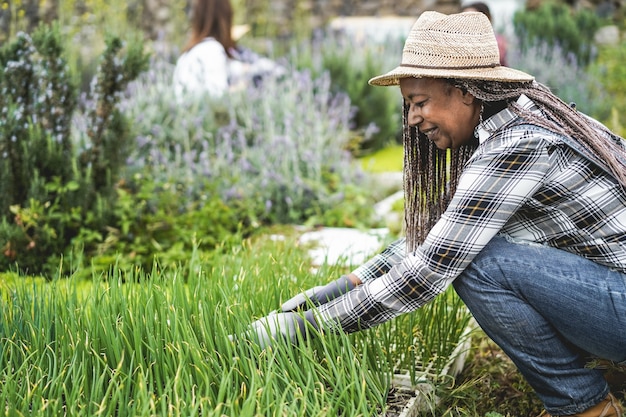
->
[400, 77, 482, 149]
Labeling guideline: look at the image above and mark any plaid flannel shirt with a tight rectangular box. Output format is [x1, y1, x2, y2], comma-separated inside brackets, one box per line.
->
[317, 94, 626, 333]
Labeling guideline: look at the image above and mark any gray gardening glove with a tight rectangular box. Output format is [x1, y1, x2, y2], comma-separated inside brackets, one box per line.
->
[232, 311, 317, 349]
[280, 275, 356, 312]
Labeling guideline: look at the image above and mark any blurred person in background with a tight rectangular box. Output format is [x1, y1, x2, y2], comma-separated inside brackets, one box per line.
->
[173, 0, 283, 99]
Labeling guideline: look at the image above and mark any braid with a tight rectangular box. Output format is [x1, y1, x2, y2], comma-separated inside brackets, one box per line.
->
[403, 103, 477, 252]
[404, 79, 626, 253]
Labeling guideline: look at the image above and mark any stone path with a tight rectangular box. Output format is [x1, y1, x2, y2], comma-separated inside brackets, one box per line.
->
[298, 185, 404, 268]
[299, 226, 390, 268]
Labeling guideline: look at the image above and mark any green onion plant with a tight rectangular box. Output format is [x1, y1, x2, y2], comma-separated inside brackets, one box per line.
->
[0, 234, 472, 415]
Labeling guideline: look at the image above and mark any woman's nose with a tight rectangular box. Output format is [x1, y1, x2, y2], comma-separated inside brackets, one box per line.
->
[407, 104, 422, 127]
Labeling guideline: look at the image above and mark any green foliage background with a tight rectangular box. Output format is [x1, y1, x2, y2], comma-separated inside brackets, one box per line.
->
[513, 2, 605, 66]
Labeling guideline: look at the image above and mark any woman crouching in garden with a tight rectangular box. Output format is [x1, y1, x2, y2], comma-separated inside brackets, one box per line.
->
[235, 11, 626, 417]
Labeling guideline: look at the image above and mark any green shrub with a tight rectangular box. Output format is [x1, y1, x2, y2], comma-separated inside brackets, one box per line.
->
[0, 182, 84, 276]
[0, 23, 148, 276]
[0, 24, 76, 218]
[589, 40, 626, 135]
[507, 38, 611, 121]
[319, 35, 403, 153]
[0, 25, 78, 275]
[240, 0, 314, 40]
[74, 33, 149, 198]
[513, 2, 605, 67]
[304, 183, 385, 229]
[84, 176, 251, 274]
[290, 32, 403, 153]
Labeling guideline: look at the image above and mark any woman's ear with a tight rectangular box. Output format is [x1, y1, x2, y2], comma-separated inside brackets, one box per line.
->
[460, 89, 477, 105]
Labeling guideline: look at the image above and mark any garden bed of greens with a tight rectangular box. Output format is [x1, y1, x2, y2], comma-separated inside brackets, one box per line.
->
[4, 3, 626, 416]
[0, 230, 472, 416]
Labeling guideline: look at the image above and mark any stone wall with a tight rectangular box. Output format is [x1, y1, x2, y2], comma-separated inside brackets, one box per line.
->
[1, 0, 462, 42]
[239, 0, 461, 37]
[3, 0, 625, 43]
[300, 0, 461, 18]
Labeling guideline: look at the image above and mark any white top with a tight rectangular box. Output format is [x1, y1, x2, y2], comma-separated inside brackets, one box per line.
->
[173, 38, 245, 98]
[173, 37, 284, 100]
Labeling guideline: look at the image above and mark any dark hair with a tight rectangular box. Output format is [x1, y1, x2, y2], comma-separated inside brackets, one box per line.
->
[184, 0, 236, 57]
[461, 2, 492, 21]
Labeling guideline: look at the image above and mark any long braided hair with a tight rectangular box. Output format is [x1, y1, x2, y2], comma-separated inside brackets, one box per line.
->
[402, 108, 476, 253]
[404, 79, 626, 252]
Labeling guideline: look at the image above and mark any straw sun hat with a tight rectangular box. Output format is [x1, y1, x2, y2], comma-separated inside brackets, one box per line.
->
[369, 11, 533, 86]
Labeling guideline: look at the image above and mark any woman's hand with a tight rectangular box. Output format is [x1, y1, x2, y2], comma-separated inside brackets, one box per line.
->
[280, 274, 360, 312]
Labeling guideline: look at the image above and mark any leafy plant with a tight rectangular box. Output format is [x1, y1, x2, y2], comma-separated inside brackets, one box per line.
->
[0, 23, 148, 275]
[513, 2, 605, 67]
[589, 40, 626, 135]
[85, 176, 251, 274]
[290, 30, 404, 153]
[304, 183, 385, 229]
[507, 37, 611, 121]
[319, 34, 403, 153]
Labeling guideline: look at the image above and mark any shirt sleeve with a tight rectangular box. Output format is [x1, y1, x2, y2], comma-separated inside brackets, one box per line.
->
[316, 129, 552, 333]
[173, 40, 229, 98]
[351, 237, 406, 283]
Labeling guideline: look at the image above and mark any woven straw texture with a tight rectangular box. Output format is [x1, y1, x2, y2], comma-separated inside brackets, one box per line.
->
[369, 11, 533, 86]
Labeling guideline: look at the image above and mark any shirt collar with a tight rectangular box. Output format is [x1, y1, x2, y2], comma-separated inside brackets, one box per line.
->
[475, 94, 539, 144]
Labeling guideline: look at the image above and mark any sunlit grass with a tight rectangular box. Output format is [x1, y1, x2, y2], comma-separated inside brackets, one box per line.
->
[0, 233, 471, 416]
[359, 145, 403, 173]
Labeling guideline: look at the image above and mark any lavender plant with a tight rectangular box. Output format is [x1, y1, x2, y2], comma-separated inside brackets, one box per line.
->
[118, 54, 375, 226]
[507, 38, 611, 121]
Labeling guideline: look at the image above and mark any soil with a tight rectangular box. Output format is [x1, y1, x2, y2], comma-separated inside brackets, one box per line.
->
[381, 387, 419, 417]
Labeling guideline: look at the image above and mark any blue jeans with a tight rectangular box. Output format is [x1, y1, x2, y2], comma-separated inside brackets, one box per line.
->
[453, 236, 626, 415]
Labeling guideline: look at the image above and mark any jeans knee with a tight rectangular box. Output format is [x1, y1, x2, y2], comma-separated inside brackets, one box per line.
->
[452, 236, 522, 310]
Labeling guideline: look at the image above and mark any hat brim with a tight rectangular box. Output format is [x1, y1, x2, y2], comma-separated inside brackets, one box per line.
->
[369, 65, 534, 86]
